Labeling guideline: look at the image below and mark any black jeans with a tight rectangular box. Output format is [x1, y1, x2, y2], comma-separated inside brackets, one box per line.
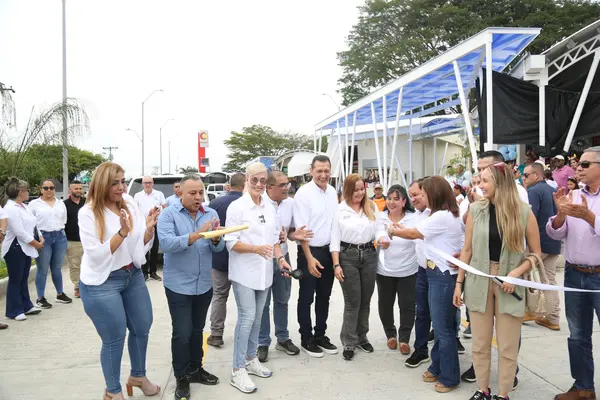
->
[165, 287, 212, 379]
[297, 246, 334, 342]
[376, 272, 417, 343]
[143, 226, 159, 275]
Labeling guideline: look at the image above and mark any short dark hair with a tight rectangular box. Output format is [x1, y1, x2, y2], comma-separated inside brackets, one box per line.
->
[311, 155, 331, 168]
[229, 172, 246, 189]
[409, 176, 430, 189]
[40, 178, 55, 187]
[530, 162, 544, 175]
[386, 184, 415, 213]
[268, 171, 287, 186]
[70, 180, 82, 185]
[479, 150, 505, 162]
[5, 177, 29, 200]
[544, 169, 554, 180]
[421, 176, 459, 217]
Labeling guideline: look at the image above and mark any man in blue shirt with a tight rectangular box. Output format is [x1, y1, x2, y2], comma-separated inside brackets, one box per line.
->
[158, 174, 226, 400]
[165, 181, 182, 207]
[523, 162, 562, 331]
[206, 173, 245, 347]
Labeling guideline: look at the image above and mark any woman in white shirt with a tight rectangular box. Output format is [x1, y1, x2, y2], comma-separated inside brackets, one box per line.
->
[2, 178, 44, 321]
[224, 162, 290, 394]
[331, 173, 378, 361]
[390, 176, 463, 393]
[375, 185, 418, 355]
[28, 179, 71, 308]
[78, 162, 160, 400]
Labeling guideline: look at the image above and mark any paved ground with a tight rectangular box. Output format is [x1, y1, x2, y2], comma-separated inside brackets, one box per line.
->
[1, 245, 599, 400]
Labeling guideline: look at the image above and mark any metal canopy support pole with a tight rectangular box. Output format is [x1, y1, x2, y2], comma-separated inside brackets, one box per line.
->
[485, 35, 494, 151]
[349, 111, 357, 175]
[563, 51, 600, 152]
[313, 130, 317, 153]
[433, 137, 438, 175]
[335, 120, 346, 181]
[345, 115, 350, 176]
[539, 80, 547, 147]
[408, 118, 413, 183]
[453, 60, 479, 170]
[387, 136, 408, 188]
[382, 95, 388, 187]
[371, 102, 384, 185]
[318, 130, 324, 153]
[389, 87, 403, 189]
[440, 142, 449, 175]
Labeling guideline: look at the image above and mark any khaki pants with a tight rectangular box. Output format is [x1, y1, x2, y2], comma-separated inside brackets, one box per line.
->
[540, 253, 560, 323]
[65, 241, 83, 289]
[470, 263, 522, 395]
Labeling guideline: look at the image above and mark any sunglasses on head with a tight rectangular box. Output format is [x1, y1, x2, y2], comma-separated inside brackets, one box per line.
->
[42, 186, 55, 191]
[491, 162, 506, 173]
[250, 177, 268, 186]
[578, 160, 600, 169]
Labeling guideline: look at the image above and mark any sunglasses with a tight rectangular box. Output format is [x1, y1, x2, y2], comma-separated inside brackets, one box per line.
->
[578, 160, 600, 169]
[250, 177, 268, 186]
[42, 186, 56, 191]
[522, 172, 535, 179]
[274, 182, 291, 189]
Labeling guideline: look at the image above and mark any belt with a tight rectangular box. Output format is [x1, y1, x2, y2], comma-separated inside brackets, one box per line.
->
[120, 263, 134, 271]
[341, 241, 375, 251]
[566, 262, 600, 274]
[307, 244, 329, 250]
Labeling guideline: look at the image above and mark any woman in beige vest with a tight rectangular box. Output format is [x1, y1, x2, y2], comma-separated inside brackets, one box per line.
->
[453, 162, 540, 400]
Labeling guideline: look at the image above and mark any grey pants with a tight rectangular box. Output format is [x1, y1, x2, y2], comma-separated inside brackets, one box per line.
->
[339, 247, 377, 349]
[210, 269, 231, 336]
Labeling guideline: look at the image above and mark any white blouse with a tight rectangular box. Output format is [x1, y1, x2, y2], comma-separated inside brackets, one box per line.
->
[416, 210, 464, 275]
[330, 201, 378, 253]
[1, 200, 39, 258]
[376, 211, 419, 277]
[78, 196, 153, 286]
[28, 197, 67, 232]
[225, 193, 279, 291]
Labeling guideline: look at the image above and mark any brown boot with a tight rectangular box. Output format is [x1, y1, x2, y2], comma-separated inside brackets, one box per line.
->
[554, 386, 596, 400]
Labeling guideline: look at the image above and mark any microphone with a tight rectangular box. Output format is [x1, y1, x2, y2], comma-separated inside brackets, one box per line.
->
[492, 277, 522, 301]
[281, 268, 304, 280]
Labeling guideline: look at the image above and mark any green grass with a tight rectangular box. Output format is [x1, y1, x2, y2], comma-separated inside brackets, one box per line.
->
[0, 260, 6, 279]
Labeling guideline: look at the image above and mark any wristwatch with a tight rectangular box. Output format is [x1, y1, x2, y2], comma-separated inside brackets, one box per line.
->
[333, 264, 341, 269]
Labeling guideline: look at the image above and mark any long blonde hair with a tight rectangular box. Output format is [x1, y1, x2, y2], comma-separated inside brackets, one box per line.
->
[343, 173, 376, 221]
[87, 162, 132, 242]
[485, 163, 524, 252]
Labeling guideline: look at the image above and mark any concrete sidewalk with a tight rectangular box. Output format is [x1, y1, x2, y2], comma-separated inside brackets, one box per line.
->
[0, 245, 598, 400]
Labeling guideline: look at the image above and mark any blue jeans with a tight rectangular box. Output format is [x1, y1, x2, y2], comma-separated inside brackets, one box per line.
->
[427, 267, 460, 388]
[79, 267, 153, 394]
[564, 266, 600, 391]
[259, 256, 292, 346]
[232, 281, 269, 369]
[413, 267, 431, 356]
[35, 230, 67, 298]
[4, 240, 34, 318]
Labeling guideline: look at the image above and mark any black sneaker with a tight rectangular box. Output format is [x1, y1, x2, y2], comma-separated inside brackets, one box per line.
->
[314, 335, 338, 355]
[469, 389, 491, 400]
[207, 335, 224, 347]
[56, 293, 72, 304]
[149, 272, 162, 281]
[457, 338, 466, 354]
[357, 342, 374, 353]
[512, 375, 518, 391]
[257, 345, 269, 362]
[461, 365, 476, 382]
[405, 352, 430, 368]
[175, 376, 190, 400]
[36, 297, 52, 309]
[463, 325, 472, 338]
[301, 339, 324, 358]
[144, 272, 149, 281]
[493, 396, 509, 400]
[276, 339, 300, 355]
[188, 367, 219, 385]
[428, 330, 435, 342]
[343, 348, 354, 361]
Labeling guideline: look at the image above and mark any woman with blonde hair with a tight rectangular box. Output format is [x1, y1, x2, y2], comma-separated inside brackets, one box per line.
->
[454, 162, 541, 400]
[78, 162, 161, 400]
[331, 173, 378, 361]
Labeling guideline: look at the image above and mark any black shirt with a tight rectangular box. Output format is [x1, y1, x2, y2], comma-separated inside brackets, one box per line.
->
[209, 191, 243, 272]
[64, 197, 86, 241]
[488, 204, 502, 262]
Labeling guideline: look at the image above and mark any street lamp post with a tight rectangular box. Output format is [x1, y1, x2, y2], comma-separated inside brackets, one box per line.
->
[321, 93, 341, 111]
[159, 118, 175, 175]
[62, 0, 68, 197]
[141, 89, 163, 175]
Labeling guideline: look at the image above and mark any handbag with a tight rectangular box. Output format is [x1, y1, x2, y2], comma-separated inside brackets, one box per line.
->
[522, 253, 550, 315]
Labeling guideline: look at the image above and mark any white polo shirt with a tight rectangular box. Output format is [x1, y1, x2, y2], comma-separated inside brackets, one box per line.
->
[292, 180, 338, 247]
[225, 192, 279, 291]
[376, 211, 419, 277]
[413, 209, 430, 268]
[0, 205, 6, 220]
[330, 201, 378, 253]
[134, 189, 166, 217]
[263, 193, 294, 257]
[416, 210, 463, 275]
[28, 197, 67, 232]
[2, 200, 38, 258]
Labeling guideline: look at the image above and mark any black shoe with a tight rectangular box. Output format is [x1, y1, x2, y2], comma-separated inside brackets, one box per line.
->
[301, 339, 324, 358]
[56, 293, 73, 304]
[512, 375, 518, 391]
[428, 330, 435, 342]
[207, 335, 224, 347]
[144, 272, 149, 281]
[36, 297, 52, 309]
[493, 396, 509, 400]
[276, 339, 300, 355]
[457, 337, 466, 354]
[405, 351, 430, 368]
[357, 342, 374, 353]
[257, 345, 269, 362]
[149, 272, 162, 281]
[469, 389, 491, 400]
[188, 367, 219, 385]
[461, 365, 476, 382]
[343, 348, 354, 360]
[175, 376, 191, 400]
[463, 325, 472, 338]
[314, 335, 338, 354]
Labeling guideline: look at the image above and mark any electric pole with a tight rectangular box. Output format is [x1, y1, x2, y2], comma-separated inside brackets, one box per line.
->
[103, 146, 118, 162]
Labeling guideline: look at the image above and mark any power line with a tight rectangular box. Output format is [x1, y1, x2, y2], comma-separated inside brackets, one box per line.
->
[102, 146, 118, 162]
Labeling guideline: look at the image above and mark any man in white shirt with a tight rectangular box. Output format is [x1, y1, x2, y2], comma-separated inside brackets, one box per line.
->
[134, 176, 167, 281]
[292, 155, 339, 357]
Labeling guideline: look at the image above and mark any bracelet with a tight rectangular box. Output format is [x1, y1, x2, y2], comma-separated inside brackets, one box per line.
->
[118, 229, 127, 238]
[333, 264, 341, 269]
[456, 280, 464, 285]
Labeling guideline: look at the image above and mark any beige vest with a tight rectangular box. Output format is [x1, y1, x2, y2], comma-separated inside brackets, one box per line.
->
[464, 201, 530, 318]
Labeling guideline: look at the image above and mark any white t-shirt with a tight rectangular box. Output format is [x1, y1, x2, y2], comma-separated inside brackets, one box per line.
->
[376, 211, 418, 277]
[546, 180, 558, 190]
[330, 201, 378, 253]
[263, 193, 294, 256]
[413, 209, 431, 268]
[134, 189, 166, 217]
[28, 197, 67, 232]
[416, 210, 463, 274]
[292, 180, 338, 247]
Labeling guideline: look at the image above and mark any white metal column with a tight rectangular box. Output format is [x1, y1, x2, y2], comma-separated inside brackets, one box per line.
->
[485, 35, 494, 151]
[539, 79, 547, 147]
[433, 137, 437, 175]
[335, 120, 346, 181]
[453, 60, 479, 169]
[349, 111, 357, 175]
[313, 130, 317, 153]
[371, 102, 384, 185]
[389, 88, 403, 189]
[408, 118, 413, 183]
[440, 142, 449, 175]
[318, 129, 324, 153]
[382, 95, 388, 187]
[345, 115, 350, 176]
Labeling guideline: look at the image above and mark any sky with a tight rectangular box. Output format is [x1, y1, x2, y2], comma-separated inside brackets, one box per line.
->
[0, 0, 364, 178]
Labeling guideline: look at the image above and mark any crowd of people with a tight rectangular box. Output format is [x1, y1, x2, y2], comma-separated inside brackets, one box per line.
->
[0, 146, 599, 400]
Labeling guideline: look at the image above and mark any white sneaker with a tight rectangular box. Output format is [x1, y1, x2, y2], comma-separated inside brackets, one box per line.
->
[245, 357, 272, 378]
[25, 307, 41, 315]
[14, 313, 27, 321]
[230, 368, 257, 393]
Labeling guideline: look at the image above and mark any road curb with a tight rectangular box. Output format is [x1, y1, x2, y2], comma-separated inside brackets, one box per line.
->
[0, 265, 37, 297]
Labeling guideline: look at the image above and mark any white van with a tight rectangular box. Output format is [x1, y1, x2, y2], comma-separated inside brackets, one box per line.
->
[206, 183, 227, 201]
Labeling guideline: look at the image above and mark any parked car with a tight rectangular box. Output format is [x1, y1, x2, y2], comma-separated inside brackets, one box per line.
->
[206, 183, 227, 201]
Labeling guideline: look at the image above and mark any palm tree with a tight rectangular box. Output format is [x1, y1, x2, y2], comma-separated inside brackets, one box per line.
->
[178, 166, 199, 174]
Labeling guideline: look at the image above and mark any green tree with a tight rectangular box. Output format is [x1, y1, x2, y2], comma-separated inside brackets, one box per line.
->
[222, 125, 322, 172]
[178, 166, 199, 174]
[338, 0, 600, 105]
